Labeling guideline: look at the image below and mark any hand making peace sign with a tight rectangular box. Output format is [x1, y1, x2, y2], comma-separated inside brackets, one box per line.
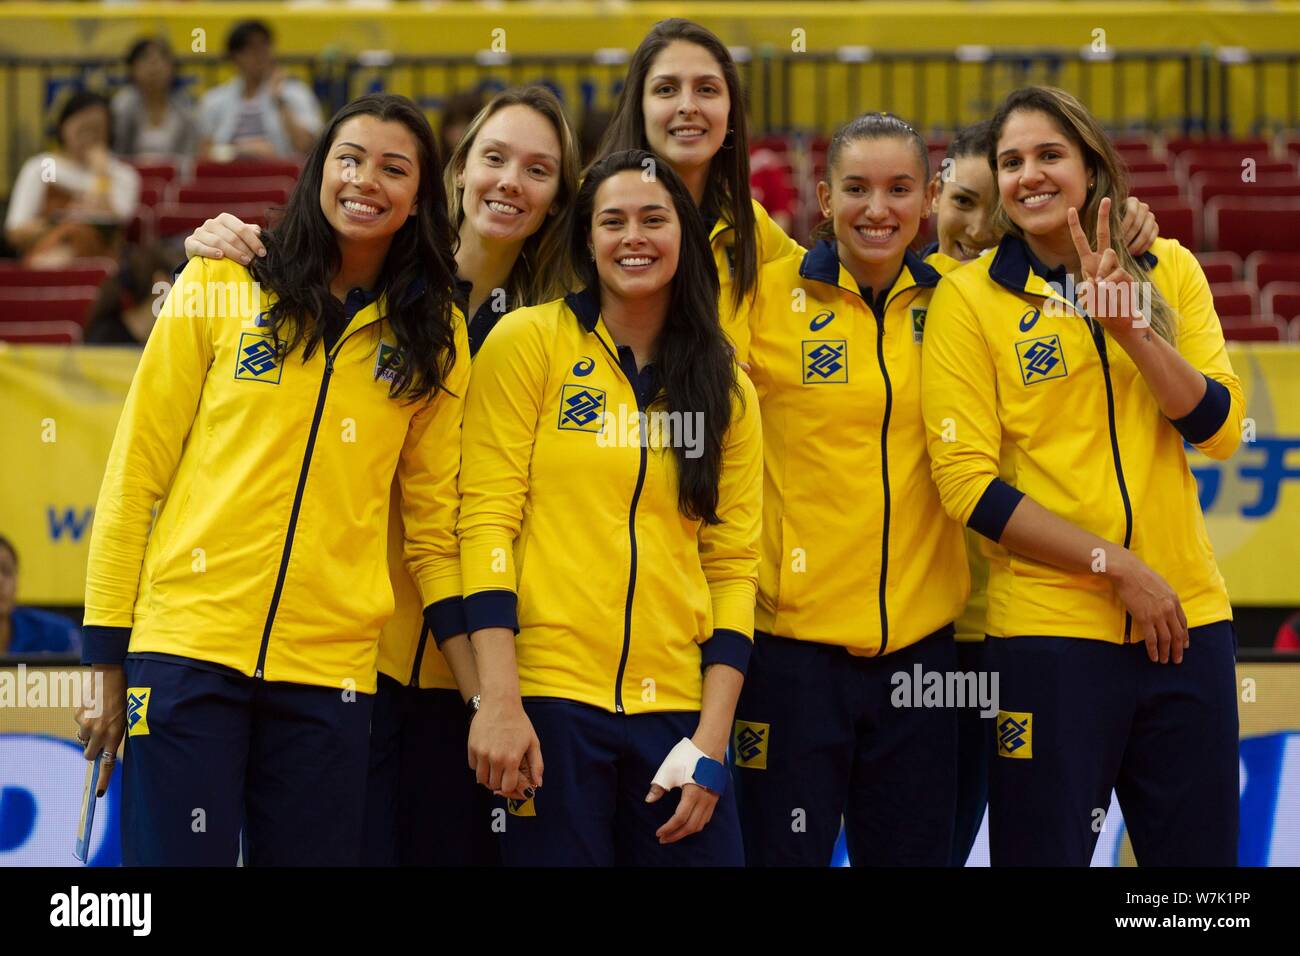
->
[1068, 196, 1149, 342]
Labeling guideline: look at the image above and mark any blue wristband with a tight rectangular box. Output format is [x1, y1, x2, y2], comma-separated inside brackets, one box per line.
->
[692, 755, 728, 794]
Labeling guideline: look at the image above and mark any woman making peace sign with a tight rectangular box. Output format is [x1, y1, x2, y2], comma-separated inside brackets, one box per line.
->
[921, 86, 1243, 866]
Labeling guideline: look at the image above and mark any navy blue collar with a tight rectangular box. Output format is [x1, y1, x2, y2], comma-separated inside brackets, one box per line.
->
[990, 233, 1158, 295]
[799, 238, 941, 294]
[452, 274, 474, 311]
[564, 285, 602, 333]
[342, 286, 378, 319]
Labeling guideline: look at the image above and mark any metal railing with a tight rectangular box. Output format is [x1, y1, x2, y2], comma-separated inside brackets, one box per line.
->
[4, 47, 1298, 187]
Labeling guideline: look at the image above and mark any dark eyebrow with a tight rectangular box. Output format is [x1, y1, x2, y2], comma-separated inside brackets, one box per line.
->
[597, 203, 672, 216]
[335, 142, 413, 164]
[649, 73, 723, 85]
[949, 183, 980, 198]
[997, 141, 1067, 160]
[478, 138, 559, 166]
[841, 173, 916, 183]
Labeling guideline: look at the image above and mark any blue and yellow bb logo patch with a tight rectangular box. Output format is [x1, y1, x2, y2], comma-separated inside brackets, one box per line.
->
[1015, 335, 1067, 386]
[996, 710, 1032, 758]
[733, 719, 769, 770]
[126, 687, 151, 737]
[557, 384, 606, 432]
[802, 340, 848, 384]
[507, 795, 537, 817]
[234, 332, 282, 384]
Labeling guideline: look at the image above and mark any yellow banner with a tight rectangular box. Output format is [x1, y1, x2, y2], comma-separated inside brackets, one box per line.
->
[1, 342, 1298, 605]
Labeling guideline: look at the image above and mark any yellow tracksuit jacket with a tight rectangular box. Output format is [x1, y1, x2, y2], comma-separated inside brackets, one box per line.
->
[715, 198, 803, 360]
[457, 288, 763, 714]
[921, 235, 1242, 643]
[744, 239, 969, 655]
[82, 256, 469, 692]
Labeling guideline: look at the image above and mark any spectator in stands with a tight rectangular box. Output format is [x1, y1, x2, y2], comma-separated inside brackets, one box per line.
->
[111, 37, 198, 160]
[4, 91, 141, 266]
[197, 20, 322, 160]
[84, 242, 180, 345]
[438, 90, 484, 168]
[0, 536, 81, 655]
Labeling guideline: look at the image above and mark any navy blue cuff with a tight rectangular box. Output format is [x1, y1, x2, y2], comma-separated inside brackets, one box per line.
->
[464, 589, 518, 634]
[700, 628, 752, 676]
[424, 596, 467, 646]
[967, 477, 1025, 542]
[81, 626, 131, 666]
[1169, 375, 1231, 445]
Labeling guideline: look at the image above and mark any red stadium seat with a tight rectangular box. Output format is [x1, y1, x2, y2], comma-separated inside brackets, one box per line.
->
[1165, 137, 1270, 156]
[1127, 173, 1181, 200]
[1194, 251, 1242, 284]
[126, 208, 153, 245]
[194, 159, 301, 180]
[1179, 154, 1294, 183]
[171, 178, 294, 206]
[0, 258, 115, 288]
[1113, 137, 1156, 160]
[1190, 171, 1300, 207]
[137, 182, 164, 209]
[1245, 251, 1300, 291]
[1124, 159, 1173, 175]
[1205, 197, 1300, 257]
[154, 202, 269, 239]
[0, 287, 99, 326]
[1142, 199, 1198, 249]
[0, 321, 81, 344]
[1262, 282, 1300, 326]
[129, 159, 178, 183]
[1210, 282, 1258, 321]
[1221, 319, 1285, 342]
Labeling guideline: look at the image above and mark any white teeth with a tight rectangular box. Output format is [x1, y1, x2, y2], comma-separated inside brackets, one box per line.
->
[856, 226, 894, 239]
[618, 257, 654, 266]
[487, 200, 522, 215]
[1021, 193, 1056, 207]
[343, 200, 381, 214]
[670, 128, 705, 138]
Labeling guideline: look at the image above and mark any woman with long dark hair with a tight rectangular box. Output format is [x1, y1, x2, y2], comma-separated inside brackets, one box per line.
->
[599, 19, 802, 358]
[74, 93, 468, 866]
[461, 149, 762, 865]
[922, 86, 1242, 865]
[176, 85, 582, 866]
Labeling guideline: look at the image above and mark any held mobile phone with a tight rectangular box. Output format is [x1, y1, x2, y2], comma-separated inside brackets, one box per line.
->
[73, 751, 106, 863]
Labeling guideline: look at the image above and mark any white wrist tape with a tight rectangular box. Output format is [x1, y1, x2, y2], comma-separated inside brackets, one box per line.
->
[650, 737, 712, 793]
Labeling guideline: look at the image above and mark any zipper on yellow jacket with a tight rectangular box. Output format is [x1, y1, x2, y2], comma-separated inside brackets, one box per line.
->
[458, 288, 763, 714]
[921, 235, 1242, 644]
[82, 256, 467, 692]
[745, 239, 968, 656]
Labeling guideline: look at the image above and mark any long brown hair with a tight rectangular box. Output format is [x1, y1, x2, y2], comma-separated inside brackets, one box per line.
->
[443, 85, 580, 306]
[598, 18, 758, 314]
[987, 86, 1175, 344]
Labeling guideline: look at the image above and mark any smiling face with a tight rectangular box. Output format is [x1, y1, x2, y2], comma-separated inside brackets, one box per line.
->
[589, 170, 681, 303]
[818, 136, 933, 280]
[319, 115, 420, 248]
[640, 40, 731, 178]
[934, 153, 998, 261]
[456, 104, 562, 245]
[995, 108, 1092, 239]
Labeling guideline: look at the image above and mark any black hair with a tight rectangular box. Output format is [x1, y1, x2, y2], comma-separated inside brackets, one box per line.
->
[54, 91, 111, 148]
[251, 93, 460, 401]
[946, 119, 993, 162]
[572, 149, 740, 525]
[126, 37, 172, 68]
[227, 20, 273, 57]
[0, 536, 15, 569]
